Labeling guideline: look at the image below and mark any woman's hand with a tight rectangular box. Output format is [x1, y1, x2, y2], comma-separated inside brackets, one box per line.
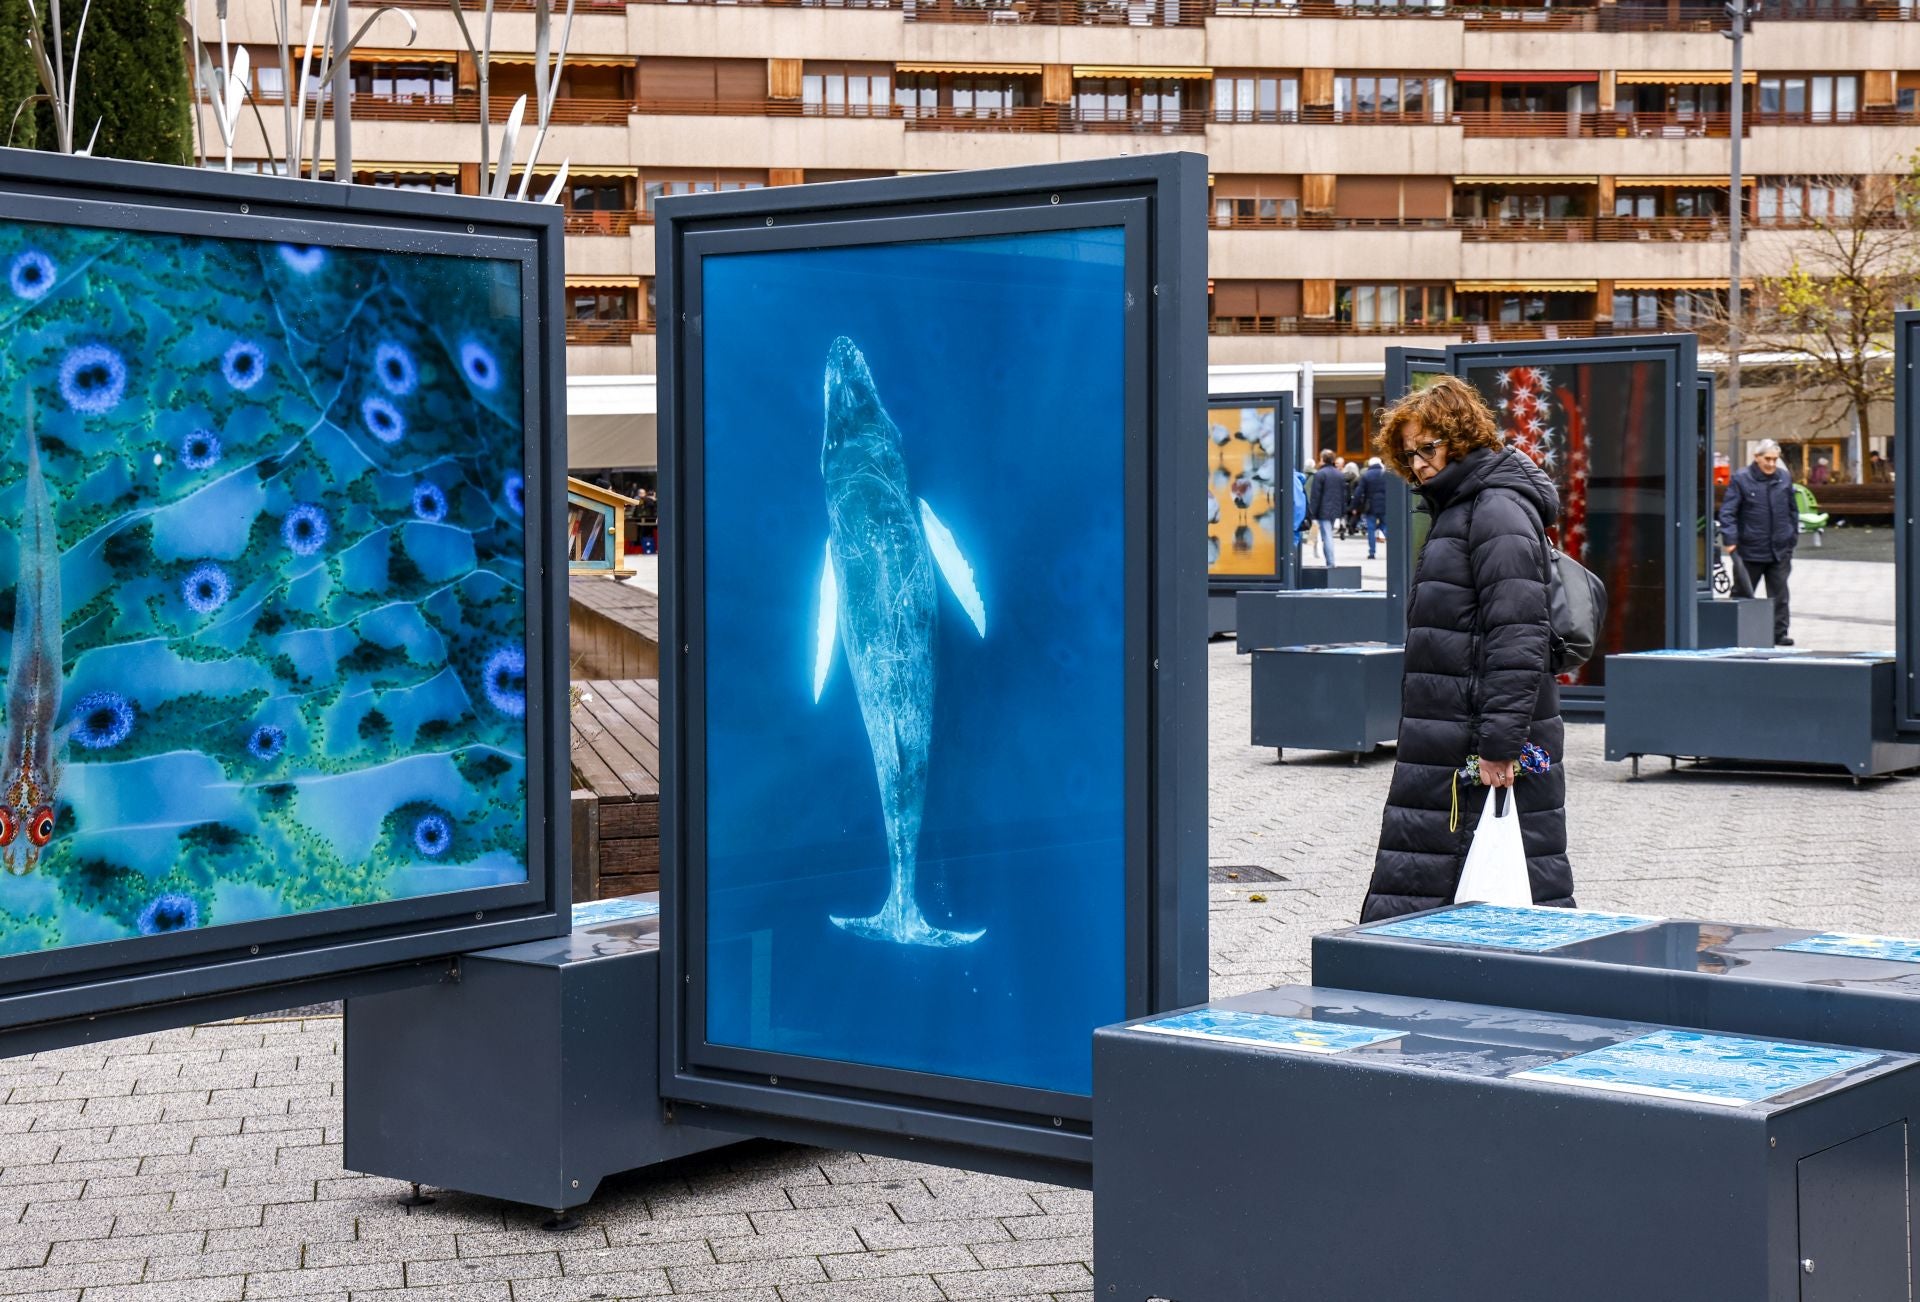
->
[1478, 758, 1517, 788]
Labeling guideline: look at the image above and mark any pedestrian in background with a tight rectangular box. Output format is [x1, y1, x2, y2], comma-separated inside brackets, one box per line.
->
[1359, 456, 1388, 560]
[1718, 439, 1797, 647]
[1307, 450, 1349, 568]
[1360, 376, 1571, 921]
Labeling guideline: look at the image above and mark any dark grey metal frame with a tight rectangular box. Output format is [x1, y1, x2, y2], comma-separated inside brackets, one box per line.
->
[0, 148, 570, 1038]
[1696, 371, 1717, 592]
[1380, 347, 1443, 636]
[656, 155, 1209, 1185]
[1207, 390, 1293, 591]
[1446, 334, 1700, 713]
[1896, 310, 1920, 733]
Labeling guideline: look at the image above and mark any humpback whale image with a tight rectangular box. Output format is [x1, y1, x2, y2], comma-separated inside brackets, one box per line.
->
[2, 413, 64, 876]
[812, 336, 988, 948]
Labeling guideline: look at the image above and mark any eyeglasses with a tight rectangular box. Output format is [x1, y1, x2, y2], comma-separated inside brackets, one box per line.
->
[1405, 440, 1445, 465]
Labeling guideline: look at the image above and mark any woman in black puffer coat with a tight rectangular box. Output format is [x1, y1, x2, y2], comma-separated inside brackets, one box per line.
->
[1360, 377, 1573, 922]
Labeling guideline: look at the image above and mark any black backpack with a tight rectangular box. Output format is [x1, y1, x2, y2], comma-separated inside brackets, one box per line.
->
[1517, 498, 1607, 674]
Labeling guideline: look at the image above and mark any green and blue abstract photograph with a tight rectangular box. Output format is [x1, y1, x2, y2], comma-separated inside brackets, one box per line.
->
[700, 226, 1129, 1097]
[0, 216, 529, 957]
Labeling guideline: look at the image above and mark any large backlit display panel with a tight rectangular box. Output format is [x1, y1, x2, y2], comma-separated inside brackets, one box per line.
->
[658, 157, 1208, 1182]
[1206, 394, 1287, 589]
[1897, 310, 1920, 732]
[0, 149, 567, 1036]
[1450, 336, 1698, 708]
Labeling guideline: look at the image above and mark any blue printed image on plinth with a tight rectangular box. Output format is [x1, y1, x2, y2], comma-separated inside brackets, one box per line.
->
[700, 228, 1128, 1096]
[0, 218, 529, 957]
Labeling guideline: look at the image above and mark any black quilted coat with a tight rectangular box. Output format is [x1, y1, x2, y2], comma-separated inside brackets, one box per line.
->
[1360, 446, 1573, 922]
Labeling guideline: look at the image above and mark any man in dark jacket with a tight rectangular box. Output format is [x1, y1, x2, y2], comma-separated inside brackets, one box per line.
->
[1358, 457, 1389, 560]
[1305, 450, 1349, 567]
[1717, 439, 1797, 646]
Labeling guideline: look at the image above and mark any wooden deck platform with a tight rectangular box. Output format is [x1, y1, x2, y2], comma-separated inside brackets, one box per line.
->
[569, 678, 662, 900]
[568, 576, 659, 680]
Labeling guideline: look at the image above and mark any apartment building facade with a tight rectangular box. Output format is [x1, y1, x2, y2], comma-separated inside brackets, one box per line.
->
[208, 0, 1920, 471]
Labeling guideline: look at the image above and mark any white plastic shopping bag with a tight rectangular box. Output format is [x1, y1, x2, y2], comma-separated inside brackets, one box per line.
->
[1453, 787, 1531, 907]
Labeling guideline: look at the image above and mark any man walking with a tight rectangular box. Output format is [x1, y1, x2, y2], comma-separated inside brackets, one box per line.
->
[1717, 439, 1798, 646]
[1307, 450, 1349, 567]
[1359, 456, 1388, 560]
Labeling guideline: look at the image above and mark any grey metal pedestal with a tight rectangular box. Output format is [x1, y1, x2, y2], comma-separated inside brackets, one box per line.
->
[1206, 590, 1240, 638]
[1294, 564, 1361, 589]
[1096, 985, 1920, 1302]
[1696, 596, 1774, 648]
[1317, 904, 1920, 1059]
[1605, 649, 1920, 777]
[1236, 589, 1400, 653]
[343, 900, 732, 1217]
[1250, 643, 1401, 759]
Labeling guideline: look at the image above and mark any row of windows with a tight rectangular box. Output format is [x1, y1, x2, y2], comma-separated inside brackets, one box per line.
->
[233, 53, 1899, 119]
[1218, 282, 1728, 328]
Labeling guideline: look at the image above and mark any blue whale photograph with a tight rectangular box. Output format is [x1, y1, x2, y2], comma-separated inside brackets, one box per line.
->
[701, 226, 1129, 1097]
[0, 215, 529, 959]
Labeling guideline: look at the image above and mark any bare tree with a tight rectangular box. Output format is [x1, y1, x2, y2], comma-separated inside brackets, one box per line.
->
[1715, 158, 1920, 460]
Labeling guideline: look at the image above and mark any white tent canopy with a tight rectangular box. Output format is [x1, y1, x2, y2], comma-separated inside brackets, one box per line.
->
[566, 374, 657, 472]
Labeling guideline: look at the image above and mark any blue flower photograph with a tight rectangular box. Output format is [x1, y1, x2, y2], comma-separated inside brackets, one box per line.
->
[700, 226, 1130, 1097]
[0, 216, 530, 956]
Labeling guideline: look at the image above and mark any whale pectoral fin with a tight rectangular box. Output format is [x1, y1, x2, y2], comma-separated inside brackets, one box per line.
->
[917, 499, 986, 638]
[812, 539, 838, 703]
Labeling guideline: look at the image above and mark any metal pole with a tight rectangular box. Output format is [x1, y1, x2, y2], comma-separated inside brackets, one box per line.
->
[1725, 0, 1746, 471]
[330, 0, 351, 180]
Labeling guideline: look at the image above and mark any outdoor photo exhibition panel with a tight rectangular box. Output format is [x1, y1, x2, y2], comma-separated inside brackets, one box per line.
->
[1448, 334, 1699, 711]
[1897, 310, 1920, 733]
[657, 156, 1209, 1184]
[1207, 391, 1291, 592]
[0, 149, 570, 1042]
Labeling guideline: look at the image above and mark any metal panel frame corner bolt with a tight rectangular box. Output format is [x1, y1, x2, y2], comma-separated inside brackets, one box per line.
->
[654, 153, 1210, 1188]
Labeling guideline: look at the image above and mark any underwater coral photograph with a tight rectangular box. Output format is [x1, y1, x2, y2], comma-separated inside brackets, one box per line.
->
[0, 215, 530, 959]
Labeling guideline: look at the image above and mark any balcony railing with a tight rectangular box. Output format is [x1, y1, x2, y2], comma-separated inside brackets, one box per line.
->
[566, 318, 653, 345]
[564, 210, 645, 236]
[900, 105, 1211, 133]
[374, 0, 1915, 23]
[1208, 317, 1707, 341]
[1211, 212, 1450, 230]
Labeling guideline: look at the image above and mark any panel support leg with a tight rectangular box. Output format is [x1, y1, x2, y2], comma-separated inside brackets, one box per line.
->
[399, 1183, 435, 1208]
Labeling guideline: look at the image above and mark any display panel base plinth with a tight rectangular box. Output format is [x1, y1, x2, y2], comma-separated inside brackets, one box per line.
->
[343, 909, 732, 1213]
[1236, 590, 1401, 653]
[1696, 596, 1774, 649]
[1319, 906, 1920, 1061]
[1604, 651, 1920, 777]
[1096, 986, 1919, 1302]
[1251, 643, 1401, 758]
[1294, 565, 1361, 590]
[1207, 591, 1239, 638]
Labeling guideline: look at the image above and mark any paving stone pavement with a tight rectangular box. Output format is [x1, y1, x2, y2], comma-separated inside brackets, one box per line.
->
[4, 637, 1918, 1300]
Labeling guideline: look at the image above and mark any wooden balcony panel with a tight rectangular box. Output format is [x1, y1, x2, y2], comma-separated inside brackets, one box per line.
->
[1455, 218, 1596, 242]
[565, 318, 654, 345]
[1206, 317, 1709, 341]
[1210, 214, 1451, 231]
[565, 211, 643, 236]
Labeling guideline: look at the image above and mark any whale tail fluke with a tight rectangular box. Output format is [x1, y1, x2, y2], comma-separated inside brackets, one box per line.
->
[832, 880, 984, 949]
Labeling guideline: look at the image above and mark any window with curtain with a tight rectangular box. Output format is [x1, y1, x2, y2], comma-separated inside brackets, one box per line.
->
[351, 62, 454, 103]
[894, 74, 938, 118]
[1333, 75, 1446, 122]
[803, 70, 891, 117]
[1757, 74, 1857, 121]
[1212, 75, 1297, 123]
[1335, 283, 1449, 326]
[1074, 78, 1130, 124]
[953, 76, 1029, 118]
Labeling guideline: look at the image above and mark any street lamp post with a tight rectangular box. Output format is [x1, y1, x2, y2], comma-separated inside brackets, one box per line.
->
[1724, 0, 1752, 472]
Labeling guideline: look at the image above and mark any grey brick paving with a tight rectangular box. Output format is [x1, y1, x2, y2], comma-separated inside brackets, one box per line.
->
[0, 614, 1913, 1299]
